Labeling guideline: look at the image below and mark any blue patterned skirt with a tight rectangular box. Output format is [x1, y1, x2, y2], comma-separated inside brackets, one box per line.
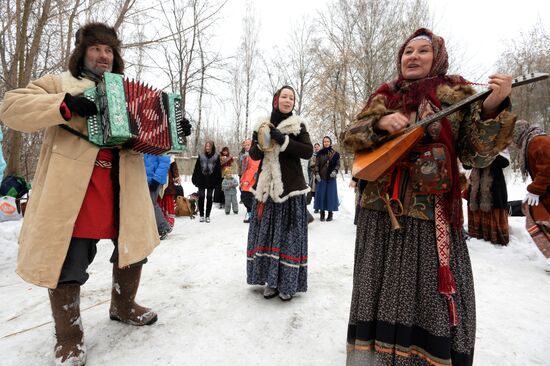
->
[246, 195, 308, 295]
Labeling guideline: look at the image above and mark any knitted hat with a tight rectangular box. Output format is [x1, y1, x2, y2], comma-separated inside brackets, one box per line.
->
[68, 22, 124, 78]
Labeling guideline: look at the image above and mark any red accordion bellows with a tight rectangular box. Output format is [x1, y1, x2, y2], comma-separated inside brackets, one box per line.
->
[124, 79, 171, 155]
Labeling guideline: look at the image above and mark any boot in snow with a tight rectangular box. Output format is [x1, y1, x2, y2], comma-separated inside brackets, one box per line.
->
[49, 284, 86, 366]
[320, 210, 326, 222]
[326, 211, 333, 221]
[279, 292, 293, 301]
[263, 285, 279, 299]
[109, 264, 158, 326]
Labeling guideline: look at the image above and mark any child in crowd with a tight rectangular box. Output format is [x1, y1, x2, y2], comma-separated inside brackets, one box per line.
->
[222, 172, 239, 215]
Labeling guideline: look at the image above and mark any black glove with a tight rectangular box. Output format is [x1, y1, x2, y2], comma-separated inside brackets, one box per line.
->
[252, 131, 259, 144]
[181, 117, 192, 136]
[270, 127, 286, 145]
[149, 179, 160, 192]
[63, 93, 97, 117]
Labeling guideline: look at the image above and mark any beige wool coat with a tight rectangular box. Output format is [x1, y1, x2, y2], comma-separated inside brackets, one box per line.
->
[0, 71, 160, 288]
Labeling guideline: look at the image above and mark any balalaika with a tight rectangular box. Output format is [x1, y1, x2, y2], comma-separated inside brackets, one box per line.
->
[81, 72, 187, 155]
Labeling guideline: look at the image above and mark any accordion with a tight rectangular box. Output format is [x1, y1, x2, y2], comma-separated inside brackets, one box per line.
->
[83, 72, 186, 155]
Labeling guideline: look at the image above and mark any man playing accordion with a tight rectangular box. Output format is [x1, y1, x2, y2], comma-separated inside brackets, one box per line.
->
[0, 22, 167, 366]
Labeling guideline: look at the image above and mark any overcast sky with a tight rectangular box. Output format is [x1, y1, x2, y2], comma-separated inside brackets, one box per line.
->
[187, 0, 550, 131]
[218, 0, 550, 81]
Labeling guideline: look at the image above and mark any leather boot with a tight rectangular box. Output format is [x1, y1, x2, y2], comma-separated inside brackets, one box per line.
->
[109, 264, 158, 326]
[320, 210, 325, 221]
[48, 284, 86, 366]
[327, 211, 333, 221]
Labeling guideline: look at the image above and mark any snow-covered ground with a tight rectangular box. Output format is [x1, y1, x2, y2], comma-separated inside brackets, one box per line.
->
[0, 173, 549, 366]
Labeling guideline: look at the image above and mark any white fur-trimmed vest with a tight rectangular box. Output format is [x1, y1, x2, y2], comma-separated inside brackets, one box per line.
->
[251, 115, 313, 203]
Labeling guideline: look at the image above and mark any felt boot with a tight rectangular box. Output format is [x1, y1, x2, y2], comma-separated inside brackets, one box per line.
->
[49, 284, 86, 366]
[109, 265, 158, 326]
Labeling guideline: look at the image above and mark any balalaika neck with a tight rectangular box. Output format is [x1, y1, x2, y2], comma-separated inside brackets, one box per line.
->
[400, 72, 549, 134]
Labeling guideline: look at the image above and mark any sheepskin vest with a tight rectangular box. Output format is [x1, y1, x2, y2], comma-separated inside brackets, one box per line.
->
[250, 115, 313, 203]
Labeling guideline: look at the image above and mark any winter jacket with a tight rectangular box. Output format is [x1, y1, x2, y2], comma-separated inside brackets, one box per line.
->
[526, 135, 550, 214]
[144, 154, 171, 185]
[315, 148, 340, 180]
[192, 152, 222, 189]
[222, 177, 238, 195]
[240, 153, 260, 193]
[344, 82, 516, 222]
[250, 115, 313, 202]
[0, 71, 159, 288]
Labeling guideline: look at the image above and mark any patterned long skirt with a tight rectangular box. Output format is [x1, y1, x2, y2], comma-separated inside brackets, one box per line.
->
[347, 208, 476, 366]
[246, 195, 308, 295]
[467, 207, 509, 245]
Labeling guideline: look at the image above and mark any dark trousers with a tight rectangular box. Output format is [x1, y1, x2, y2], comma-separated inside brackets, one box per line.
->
[58, 237, 147, 286]
[198, 187, 214, 217]
[241, 191, 255, 213]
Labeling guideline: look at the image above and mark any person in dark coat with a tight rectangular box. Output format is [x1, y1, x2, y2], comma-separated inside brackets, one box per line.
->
[246, 85, 313, 301]
[313, 136, 340, 221]
[192, 140, 222, 222]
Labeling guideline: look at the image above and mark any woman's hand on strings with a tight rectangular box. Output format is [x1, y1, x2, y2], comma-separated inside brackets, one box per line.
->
[377, 112, 409, 133]
[482, 73, 512, 117]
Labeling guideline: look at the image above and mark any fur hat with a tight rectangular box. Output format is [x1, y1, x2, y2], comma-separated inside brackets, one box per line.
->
[68, 22, 124, 78]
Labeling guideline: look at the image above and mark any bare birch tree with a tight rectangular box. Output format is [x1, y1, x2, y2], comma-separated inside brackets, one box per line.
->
[310, 0, 431, 172]
[238, 2, 259, 139]
[0, 0, 142, 179]
[496, 20, 550, 172]
[230, 59, 245, 144]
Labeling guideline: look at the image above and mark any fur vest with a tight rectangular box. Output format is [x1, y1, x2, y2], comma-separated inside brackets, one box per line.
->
[344, 81, 516, 222]
[249, 115, 313, 203]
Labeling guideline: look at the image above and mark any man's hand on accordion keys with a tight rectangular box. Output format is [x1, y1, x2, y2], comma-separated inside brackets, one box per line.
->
[63, 93, 98, 118]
